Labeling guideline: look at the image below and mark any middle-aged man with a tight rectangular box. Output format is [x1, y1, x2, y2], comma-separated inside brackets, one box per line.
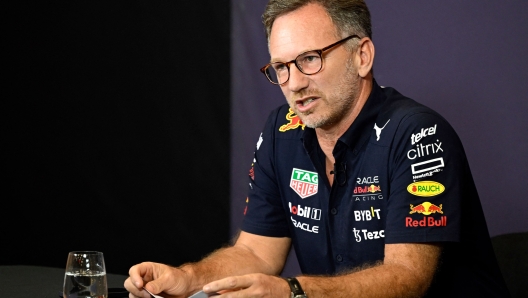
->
[125, 1, 510, 297]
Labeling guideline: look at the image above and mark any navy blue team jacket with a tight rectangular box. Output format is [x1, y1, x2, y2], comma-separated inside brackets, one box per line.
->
[242, 80, 510, 297]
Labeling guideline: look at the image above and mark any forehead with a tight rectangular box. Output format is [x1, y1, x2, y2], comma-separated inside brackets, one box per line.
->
[269, 3, 338, 60]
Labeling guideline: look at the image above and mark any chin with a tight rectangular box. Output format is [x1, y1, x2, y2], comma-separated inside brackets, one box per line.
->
[300, 115, 327, 129]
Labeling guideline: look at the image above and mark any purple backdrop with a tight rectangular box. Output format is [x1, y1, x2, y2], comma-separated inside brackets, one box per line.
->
[231, 0, 528, 276]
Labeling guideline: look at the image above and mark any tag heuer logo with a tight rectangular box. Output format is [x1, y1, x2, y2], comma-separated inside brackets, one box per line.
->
[290, 168, 318, 199]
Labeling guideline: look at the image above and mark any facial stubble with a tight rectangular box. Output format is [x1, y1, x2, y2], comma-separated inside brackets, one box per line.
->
[292, 57, 360, 129]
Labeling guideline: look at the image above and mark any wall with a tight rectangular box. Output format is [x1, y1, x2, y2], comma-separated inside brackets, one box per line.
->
[230, 0, 528, 276]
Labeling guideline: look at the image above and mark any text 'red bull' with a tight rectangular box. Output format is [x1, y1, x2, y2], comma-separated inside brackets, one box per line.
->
[406, 216, 447, 227]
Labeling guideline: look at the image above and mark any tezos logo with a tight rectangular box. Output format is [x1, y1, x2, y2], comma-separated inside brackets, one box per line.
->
[407, 181, 445, 197]
[290, 168, 318, 199]
[352, 228, 385, 242]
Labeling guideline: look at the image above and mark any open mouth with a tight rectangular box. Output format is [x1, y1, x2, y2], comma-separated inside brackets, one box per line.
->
[301, 98, 316, 106]
[296, 97, 318, 108]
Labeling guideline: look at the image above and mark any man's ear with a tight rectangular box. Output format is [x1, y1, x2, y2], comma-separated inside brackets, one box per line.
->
[356, 37, 375, 78]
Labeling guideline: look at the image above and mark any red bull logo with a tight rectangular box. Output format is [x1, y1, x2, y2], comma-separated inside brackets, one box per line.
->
[354, 184, 381, 194]
[409, 201, 443, 215]
[243, 197, 249, 215]
[279, 108, 305, 132]
[407, 181, 444, 197]
[367, 185, 381, 193]
[248, 164, 254, 180]
[406, 216, 447, 227]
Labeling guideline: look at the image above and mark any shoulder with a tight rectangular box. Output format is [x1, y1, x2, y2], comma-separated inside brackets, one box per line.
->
[381, 87, 456, 132]
[379, 87, 443, 122]
[263, 104, 307, 137]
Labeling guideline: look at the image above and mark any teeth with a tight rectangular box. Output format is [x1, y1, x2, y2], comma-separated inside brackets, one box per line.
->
[303, 98, 314, 106]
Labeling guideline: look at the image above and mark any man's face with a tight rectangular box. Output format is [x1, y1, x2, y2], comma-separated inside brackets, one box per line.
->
[269, 3, 360, 129]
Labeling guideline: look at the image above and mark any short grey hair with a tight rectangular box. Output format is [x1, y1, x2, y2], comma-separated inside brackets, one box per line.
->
[262, 0, 372, 40]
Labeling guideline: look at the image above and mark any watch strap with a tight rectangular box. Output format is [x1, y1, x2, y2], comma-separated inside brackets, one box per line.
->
[284, 277, 306, 298]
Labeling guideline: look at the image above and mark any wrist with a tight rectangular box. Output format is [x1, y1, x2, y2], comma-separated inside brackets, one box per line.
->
[176, 264, 198, 294]
[283, 277, 307, 298]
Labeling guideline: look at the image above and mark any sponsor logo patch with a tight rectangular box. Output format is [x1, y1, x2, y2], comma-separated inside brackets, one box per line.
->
[354, 195, 384, 201]
[406, 202, 446, 227]
[405, 216, 447, 227]
[407, 139, 443, 160]
[353, 228, 385, 242]
[279, 108, 305, 132]
[248, 164, 254, 180]
[373, 119, 390, 141]
[409, 201, 443, 215]
[290, 168, 318, 199]
[354, 207, 381, 221]
[256, 133, 263, 150]
[243, 197, 248, 215]
[407, 181, 445, 197]
[356, 176, 379, 185]
[411, 157, 444, 174]
[411, 157, 444, 181]
[354, 184, 381, 194]
[289, 202, 322, 220]
[411, 124, 437, 145]
[291, 216, 319, 233]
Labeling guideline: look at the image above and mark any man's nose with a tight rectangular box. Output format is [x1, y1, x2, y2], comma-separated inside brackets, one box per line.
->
[286, 65, 309, 92]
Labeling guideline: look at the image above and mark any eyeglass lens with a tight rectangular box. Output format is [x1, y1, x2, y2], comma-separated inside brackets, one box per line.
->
[266, 50, 322, 85]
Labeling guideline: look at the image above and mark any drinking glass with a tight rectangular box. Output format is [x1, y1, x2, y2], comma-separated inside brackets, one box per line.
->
[63, 251, 108, 298]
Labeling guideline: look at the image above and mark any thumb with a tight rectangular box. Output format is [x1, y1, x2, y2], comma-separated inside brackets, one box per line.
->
[144, 280, 164, 295]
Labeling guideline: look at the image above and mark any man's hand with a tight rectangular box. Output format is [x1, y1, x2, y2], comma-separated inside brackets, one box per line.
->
[202, 273, 290, 298]
[124, 232, 291, 298]
[124, 261, 192, 298]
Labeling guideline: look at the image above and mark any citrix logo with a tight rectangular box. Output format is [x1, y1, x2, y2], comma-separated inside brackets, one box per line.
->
[407, 139, 443, 160]
[288, 202, 322, 220]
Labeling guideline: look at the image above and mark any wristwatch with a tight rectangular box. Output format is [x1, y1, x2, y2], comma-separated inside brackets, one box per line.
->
[284, 277, 307, 298]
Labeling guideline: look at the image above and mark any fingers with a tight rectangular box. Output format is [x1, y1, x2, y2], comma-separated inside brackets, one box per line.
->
[125, 262, 193, 297]
[125, 262, 159, 297]
[204, 276, 246, 293]
[203, 274, 289, 298]
[127, 288, 151, 298]
[128, 262, 156, 287]
[203, 274, 263, 295]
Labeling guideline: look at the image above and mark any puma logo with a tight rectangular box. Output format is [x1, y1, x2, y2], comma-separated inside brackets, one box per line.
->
[373, 119, 390, 141]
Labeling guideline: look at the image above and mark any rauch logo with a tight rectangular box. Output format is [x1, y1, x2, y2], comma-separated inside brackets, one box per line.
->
[407, 181, 444, 197]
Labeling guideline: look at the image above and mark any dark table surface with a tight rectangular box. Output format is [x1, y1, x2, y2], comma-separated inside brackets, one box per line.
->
[0, 265, 129, 298]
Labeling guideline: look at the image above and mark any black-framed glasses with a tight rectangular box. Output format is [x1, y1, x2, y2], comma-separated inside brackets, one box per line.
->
[260, 34, 360, 85]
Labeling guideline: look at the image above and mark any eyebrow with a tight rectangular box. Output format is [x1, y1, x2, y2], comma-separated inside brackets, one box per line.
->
[269, 48, 317, 64]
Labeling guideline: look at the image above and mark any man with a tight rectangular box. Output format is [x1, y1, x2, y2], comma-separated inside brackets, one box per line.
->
[125, 1, 510, 297]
